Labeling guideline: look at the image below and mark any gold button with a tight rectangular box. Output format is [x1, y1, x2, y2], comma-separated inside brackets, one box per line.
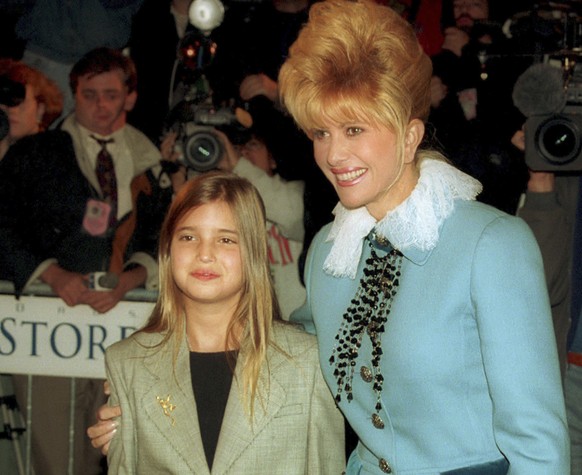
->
[360, 366, 373, 382]
[379, 458, 392, 473]
[372, 413, 385, 429]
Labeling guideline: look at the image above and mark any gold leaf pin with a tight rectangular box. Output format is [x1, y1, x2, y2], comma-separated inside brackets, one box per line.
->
[156, 395, 176, 426]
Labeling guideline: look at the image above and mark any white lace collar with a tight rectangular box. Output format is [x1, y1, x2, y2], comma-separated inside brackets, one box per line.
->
[323, 157, 482, 278]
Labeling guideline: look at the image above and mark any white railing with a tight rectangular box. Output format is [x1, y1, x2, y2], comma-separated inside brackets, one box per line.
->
[0, 281, 157, 475]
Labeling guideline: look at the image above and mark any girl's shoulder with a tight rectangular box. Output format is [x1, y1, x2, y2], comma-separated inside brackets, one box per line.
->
[271, 321, 318, 358]
[105, 330, 169, 359]
[267, 322, 322, 379]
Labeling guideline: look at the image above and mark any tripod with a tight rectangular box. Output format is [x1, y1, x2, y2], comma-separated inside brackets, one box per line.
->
[0, 374, 26, 475]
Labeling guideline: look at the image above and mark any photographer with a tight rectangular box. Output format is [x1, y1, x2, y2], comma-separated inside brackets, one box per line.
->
[429, 0, 531, 214]
[0, 59, 63, 161]
[513, 128, 581, 473]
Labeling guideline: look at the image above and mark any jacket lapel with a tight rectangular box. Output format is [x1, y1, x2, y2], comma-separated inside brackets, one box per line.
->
[141, 334, 210, 474]
[211, 345, 287, 475]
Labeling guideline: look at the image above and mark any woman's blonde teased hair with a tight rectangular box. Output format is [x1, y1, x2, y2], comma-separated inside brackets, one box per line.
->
[141, 171, 280, 416]
[279, 0, 432, 154]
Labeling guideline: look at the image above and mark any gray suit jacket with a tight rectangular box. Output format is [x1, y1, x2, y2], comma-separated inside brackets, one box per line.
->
[105, 322, 345, 474]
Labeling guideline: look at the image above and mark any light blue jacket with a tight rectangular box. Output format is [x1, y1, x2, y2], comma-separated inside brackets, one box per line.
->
[293, 199, 570, 474]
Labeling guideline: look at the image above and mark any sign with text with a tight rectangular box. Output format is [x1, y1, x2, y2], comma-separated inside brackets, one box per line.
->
[0, 292, 155, 379]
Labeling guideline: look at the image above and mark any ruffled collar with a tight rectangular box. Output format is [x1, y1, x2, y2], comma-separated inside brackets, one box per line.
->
[323, 157, 482, 278]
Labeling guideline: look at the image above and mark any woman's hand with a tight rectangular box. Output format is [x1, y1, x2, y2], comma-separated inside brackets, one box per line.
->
[87, 405, 121, 455]
[87, 381, 121, 456]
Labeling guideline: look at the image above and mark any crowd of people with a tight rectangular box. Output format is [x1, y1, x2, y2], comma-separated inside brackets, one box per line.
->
[0, 0, 580, 474]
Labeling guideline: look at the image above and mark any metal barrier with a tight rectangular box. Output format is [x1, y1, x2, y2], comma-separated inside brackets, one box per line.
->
[0, 281, 157, 475]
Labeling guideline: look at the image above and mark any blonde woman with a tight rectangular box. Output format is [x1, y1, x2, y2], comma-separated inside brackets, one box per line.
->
[104, 171, 344, 474]
[279, 0, 569, 473]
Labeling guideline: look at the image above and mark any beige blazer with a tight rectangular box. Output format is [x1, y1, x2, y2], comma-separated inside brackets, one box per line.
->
[105, 322, 345, 474]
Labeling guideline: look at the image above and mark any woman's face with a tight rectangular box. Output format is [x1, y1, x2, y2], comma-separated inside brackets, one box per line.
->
[0, 84, 44, 141]
[170, 200, 244, 310]
[312, 120, 421, 219]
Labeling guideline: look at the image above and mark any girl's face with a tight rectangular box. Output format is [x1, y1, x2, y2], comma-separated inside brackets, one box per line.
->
[311, 120, 421, 219]
[0, 84, 44, 141]
[170, 200, 244, 310]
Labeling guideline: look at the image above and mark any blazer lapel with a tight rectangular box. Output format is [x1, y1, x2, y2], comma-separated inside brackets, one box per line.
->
[141, 335, 210, 474]
[211, 345, 287, 475]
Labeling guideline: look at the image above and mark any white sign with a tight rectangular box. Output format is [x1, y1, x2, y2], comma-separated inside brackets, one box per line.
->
[0, 292, 155, 379]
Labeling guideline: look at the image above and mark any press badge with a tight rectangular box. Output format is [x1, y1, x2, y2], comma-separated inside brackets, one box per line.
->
[82, 199, 111, 236]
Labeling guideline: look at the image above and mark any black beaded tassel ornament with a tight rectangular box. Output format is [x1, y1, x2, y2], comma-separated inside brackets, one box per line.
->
[329, 233, 403, 418]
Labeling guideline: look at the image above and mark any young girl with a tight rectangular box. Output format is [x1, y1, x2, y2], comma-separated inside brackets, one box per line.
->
[104, 171, 344, 474]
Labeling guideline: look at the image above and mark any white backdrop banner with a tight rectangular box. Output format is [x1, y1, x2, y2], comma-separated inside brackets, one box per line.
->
[0, 288, 155, 379]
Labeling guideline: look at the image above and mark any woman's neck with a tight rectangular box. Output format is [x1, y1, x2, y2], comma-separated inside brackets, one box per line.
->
[367, 161, 420, 220]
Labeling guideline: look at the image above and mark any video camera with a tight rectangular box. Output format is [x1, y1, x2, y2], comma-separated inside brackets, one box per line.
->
[0, 76, 26, 141]
[170, 99, 250, 172]
[523, 61, 582, 171]
[163, 0, 252, 172]
[508, 1, 582, 171]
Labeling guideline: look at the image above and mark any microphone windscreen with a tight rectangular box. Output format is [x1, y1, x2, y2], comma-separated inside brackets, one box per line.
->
[512, 63, 567, 117]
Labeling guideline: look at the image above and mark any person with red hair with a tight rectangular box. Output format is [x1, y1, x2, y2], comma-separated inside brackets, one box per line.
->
[0, 59, 63, 160]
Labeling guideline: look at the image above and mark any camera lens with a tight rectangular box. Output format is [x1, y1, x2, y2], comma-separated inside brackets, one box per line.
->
[536, 115, 581, 165]
[184, 129, 223, 171]
[0, 76, 26, 108]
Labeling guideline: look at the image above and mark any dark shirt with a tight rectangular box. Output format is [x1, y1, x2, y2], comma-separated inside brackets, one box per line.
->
[189, 350, 237, 470]
[0, 128, 170, 295]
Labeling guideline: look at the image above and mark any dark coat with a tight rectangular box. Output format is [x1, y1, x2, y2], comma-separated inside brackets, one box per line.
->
[0, 129, 170, 295]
